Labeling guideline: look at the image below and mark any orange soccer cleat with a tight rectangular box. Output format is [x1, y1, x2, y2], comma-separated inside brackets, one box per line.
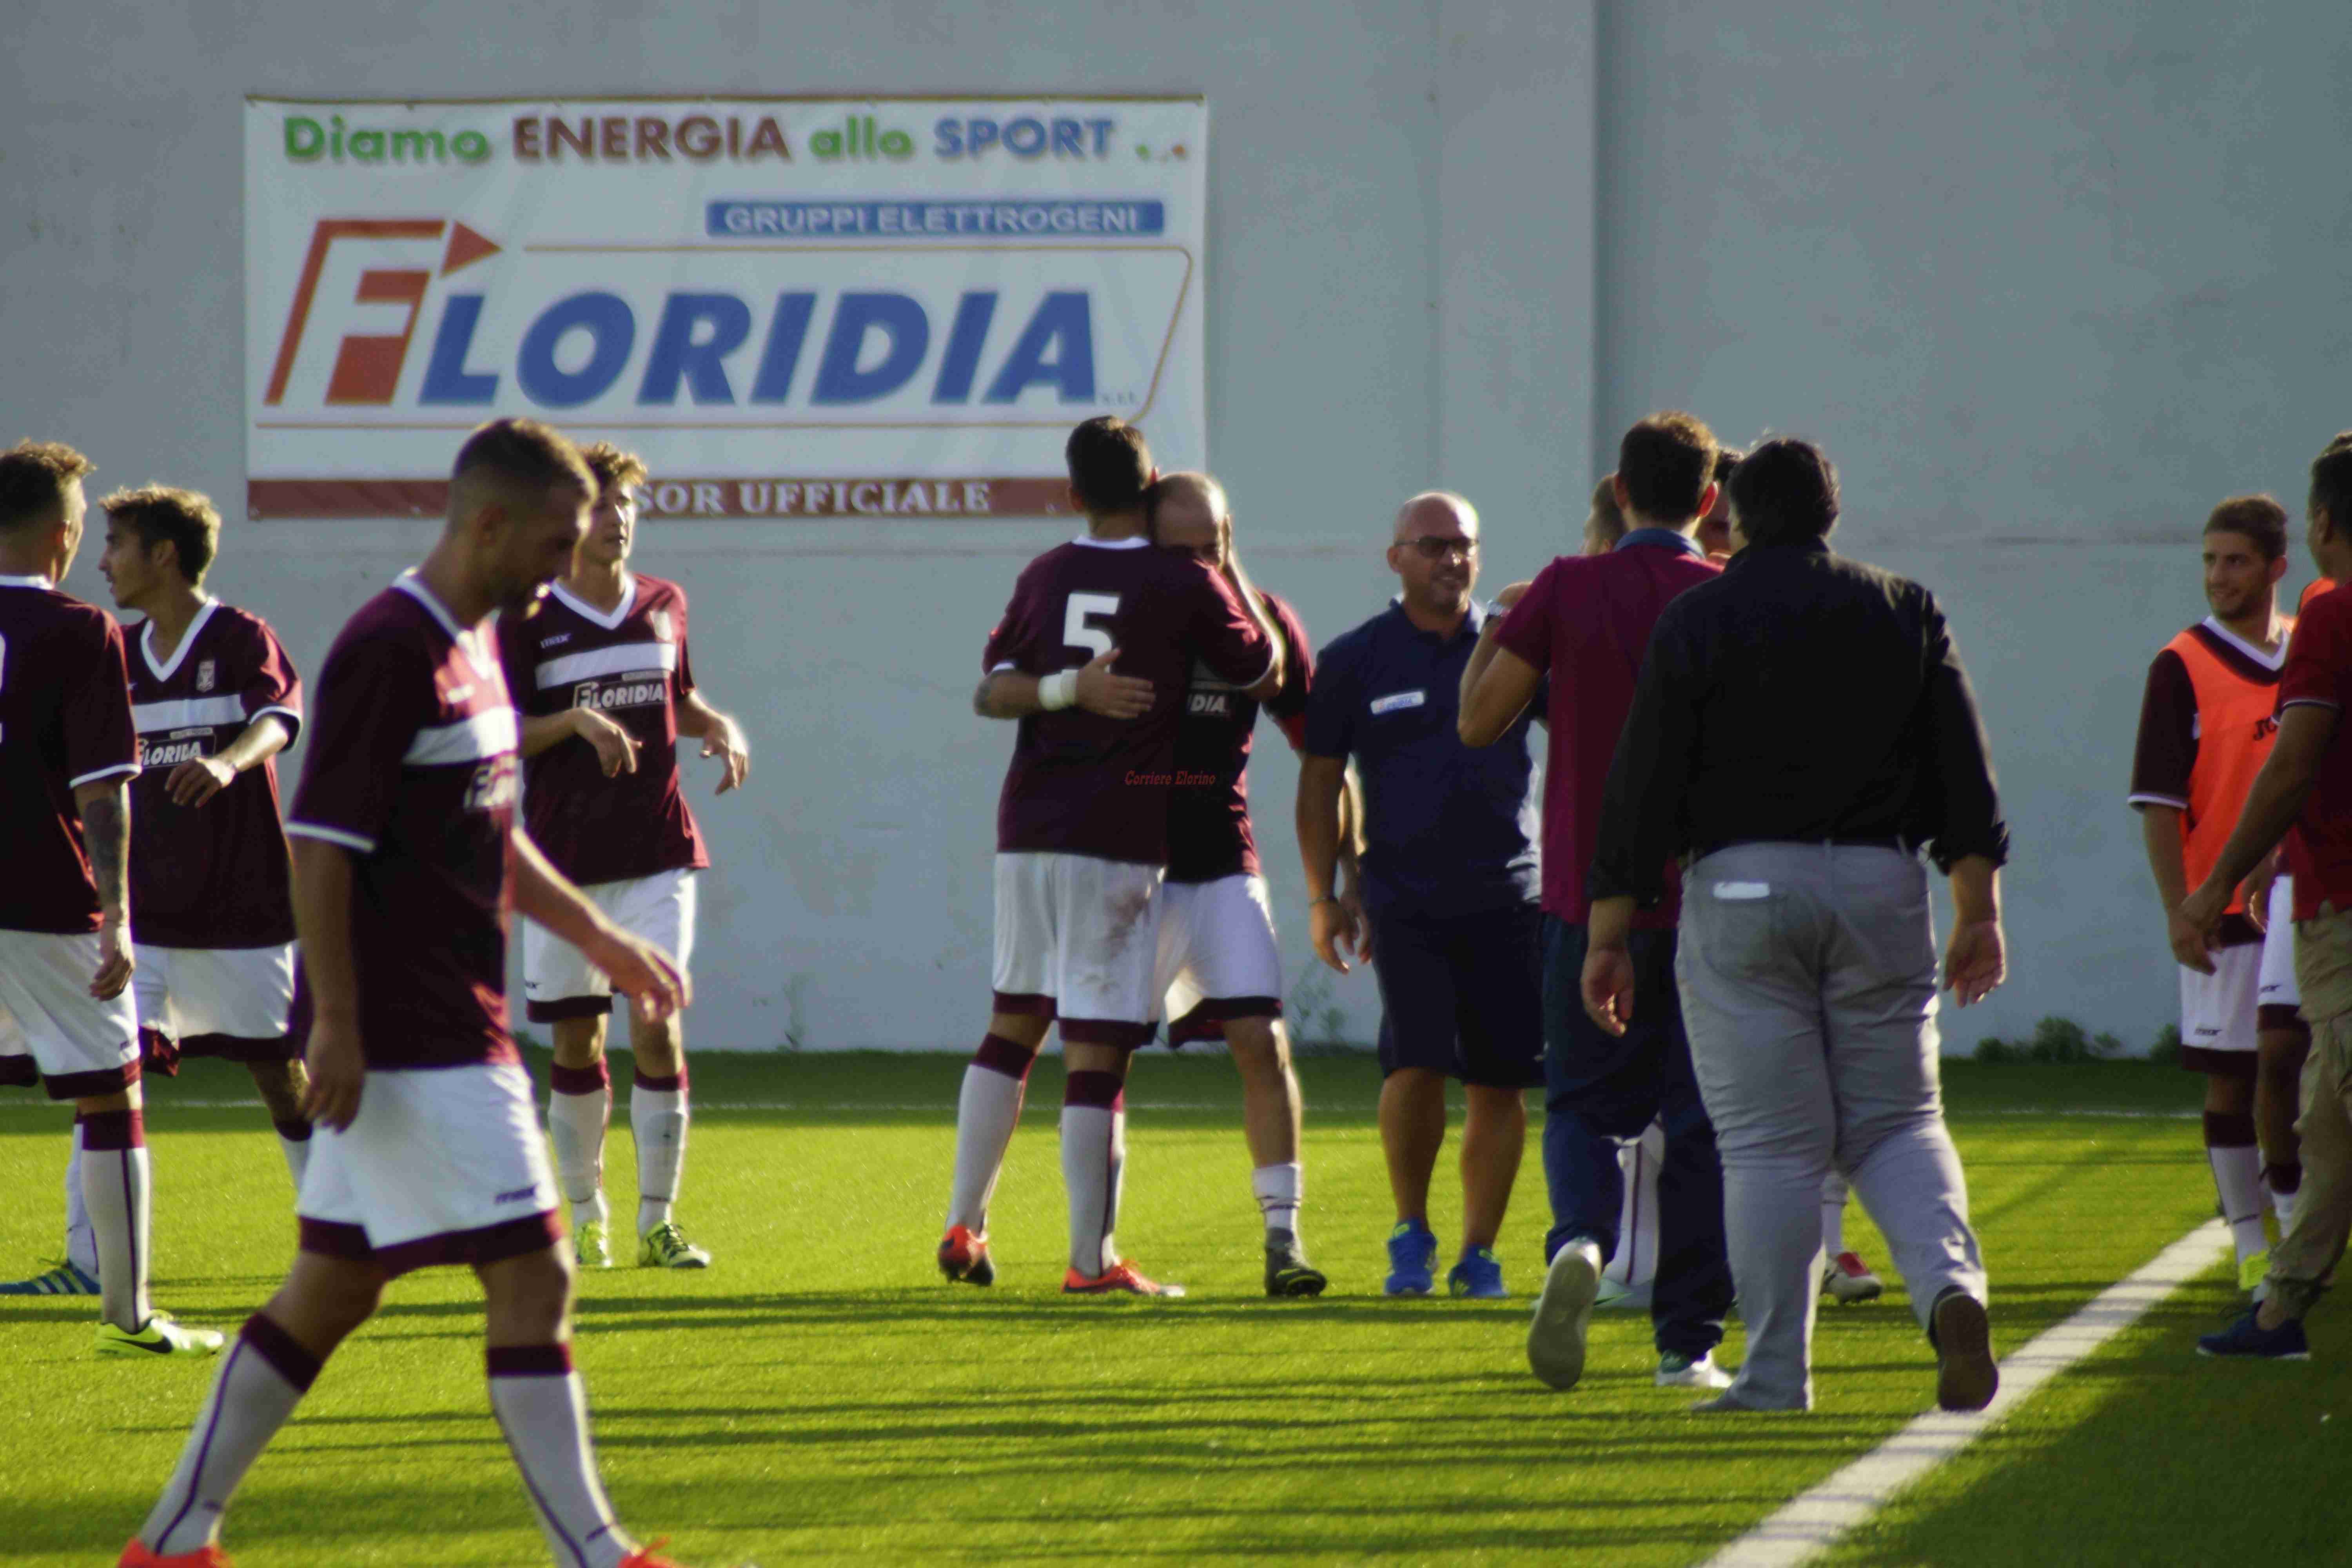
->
[1062, 1260, 1186, 1297]
[119, 1541, 234, 1568]
[937, 1225, 995, 1286]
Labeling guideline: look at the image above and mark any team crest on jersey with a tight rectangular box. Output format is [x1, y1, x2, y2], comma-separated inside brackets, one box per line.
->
[465, 754, 521, 813]
[650, 608, 673, 642]
[196, 659, 216, 692]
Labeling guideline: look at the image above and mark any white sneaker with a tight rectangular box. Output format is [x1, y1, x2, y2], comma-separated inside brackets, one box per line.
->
[1655, 1350, 1733, 1390]
[1528, 1241, 1603, 1391]
[1822, 1251, 1884, 1304]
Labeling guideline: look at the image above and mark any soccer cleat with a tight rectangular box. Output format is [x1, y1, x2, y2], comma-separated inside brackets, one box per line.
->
[1656, 1350, 1733, 1390]
[1448, 1247, 1508, 1299]
[118, 1540, 234, 1566]
[637, 1222, 711, 1270]
[1063, 1261, 1185, 1297]
[938, 1225, 996, 1287]
[1930, 1290, 1999, 1412]
[96, 1313, 225, 1359]
[1264, 1232, 1327, 1298]
[1528, 1240, 1603, 1390]
[1384, 1221, 1438, 1296]
[2198, 1308, 2312, 1360]
[2239, 1249, 2272, 1294]
[618, 1539, 757, 1568]
[1822, 1251, 1885, 1305]
[575, 1219, 612, 1269]
[0, 1258, 100, 1296]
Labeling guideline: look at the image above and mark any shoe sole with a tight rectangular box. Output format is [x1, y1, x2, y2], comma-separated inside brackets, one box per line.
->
[1825, 1279, 1884, 1305]
[97, 1334, 223, 1358]
[1267, 1269, 1328, 1298]
[2195, 1346, 2312, 1360]
[1063, 1283, 1185, 1297]
[1529, 1249, 1601, 1390]
[1933, 1293, 1999, 1411]
[938, 1242, 993, 1286]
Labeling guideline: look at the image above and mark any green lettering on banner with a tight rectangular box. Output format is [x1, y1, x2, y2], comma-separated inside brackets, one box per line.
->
[284, 116, 323, 160]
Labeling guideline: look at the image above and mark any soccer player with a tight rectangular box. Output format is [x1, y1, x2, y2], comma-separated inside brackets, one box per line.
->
[1145, 473, 1326, 1296]
[0, 440, 220, 1356]
[938, 417, 1279, 1296]
[2131, 496, 2296, 1292]
[119, 420, 698, 1568]
[504, 442, 749, 1272]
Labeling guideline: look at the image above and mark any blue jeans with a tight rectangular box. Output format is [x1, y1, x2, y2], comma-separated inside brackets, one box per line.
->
[1540, 916, 1733, 1359]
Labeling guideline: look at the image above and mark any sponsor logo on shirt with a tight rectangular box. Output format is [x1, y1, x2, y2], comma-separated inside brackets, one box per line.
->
[1369, 689, 1426, 715]
[572, 671, 669, 711]
[1187, 692, 1232, 717]
[138, 730, 215, 768]
[541, 632, 572, 647]
[465, 754, 520, 813]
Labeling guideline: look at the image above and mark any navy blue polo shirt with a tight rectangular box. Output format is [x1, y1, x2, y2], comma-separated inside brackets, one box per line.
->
[1303, 599, 1541, 920]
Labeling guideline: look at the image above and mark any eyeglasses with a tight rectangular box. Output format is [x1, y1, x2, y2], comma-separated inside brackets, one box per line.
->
[1403, 535, 1479, 561]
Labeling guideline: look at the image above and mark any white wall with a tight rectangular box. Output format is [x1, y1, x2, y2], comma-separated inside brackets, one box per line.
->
[11, 0, 2314, 1052]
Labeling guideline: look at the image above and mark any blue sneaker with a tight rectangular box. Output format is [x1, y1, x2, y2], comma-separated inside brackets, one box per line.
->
[0, 1259, 100, 1296]
[1385, 1221, 1437, 1296]
[1448, 1246, 1508, 1299]
[2198, 1308, 2311, 1360]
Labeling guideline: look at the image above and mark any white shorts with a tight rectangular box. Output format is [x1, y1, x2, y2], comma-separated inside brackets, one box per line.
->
[1154, 874, 1285, 1044]
[133, 942, 296, 1057]
[2259, 876, 2301, 1016]
[0, 928, 140, 1099]
[522, 869, 696, 1022]
[297, 1059, 561, 1276]
[2181, 941, 2261, 1060]
[992, 851, 1165, 1047]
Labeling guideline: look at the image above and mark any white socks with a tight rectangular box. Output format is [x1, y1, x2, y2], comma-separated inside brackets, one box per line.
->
[2209, 1143, 2270, 1264]
[80, 1109, 152, 1330]
[547, 1063, 612, 1230]
[1820, 1171, 1848, 1258]
[630, 1071, 688, 1235]
[947, 1035, 1036, 1234]
[486, 1345, 632, 1568]
[1062, 1070, 1126, 1277]
[1252, 1162, 1303, 1240]
[143, 1316, 318, 1554]
[64, 1122, 99, 1279]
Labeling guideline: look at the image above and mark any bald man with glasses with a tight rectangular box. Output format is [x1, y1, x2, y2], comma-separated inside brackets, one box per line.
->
[1298, 493, 1546, 1299]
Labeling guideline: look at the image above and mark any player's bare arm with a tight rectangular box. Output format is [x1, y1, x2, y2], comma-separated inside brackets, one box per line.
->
[518, 706, 639, 776]
[166, 711, 291, 808]
[1297, 753, 1367, 973]
[1222, 543, 1285, 702]
[2138, 802, 2197, 966]
[1457, 580, 1536, 746]
[2179, 702, 2338, 969]
[290, 836, 366, 1129]
[73, 778, 134, 1000]
[677, 690, 751, 793]
[973, 649, 1154, 720]
[508, 826, 689, 1020]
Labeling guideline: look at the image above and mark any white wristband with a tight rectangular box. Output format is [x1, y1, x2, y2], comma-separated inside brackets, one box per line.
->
[1039, 670, 1080, 711]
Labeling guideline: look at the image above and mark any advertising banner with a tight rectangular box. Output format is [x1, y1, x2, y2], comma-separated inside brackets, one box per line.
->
[243, 97, 1207, 521]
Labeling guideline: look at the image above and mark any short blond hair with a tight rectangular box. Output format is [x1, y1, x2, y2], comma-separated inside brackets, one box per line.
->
[578, 441, 649, 495]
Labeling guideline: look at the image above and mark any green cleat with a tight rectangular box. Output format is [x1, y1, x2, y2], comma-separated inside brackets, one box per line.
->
[0, 1258, 100, 1296]
[638, 1221, 711, 1270]
[1265, 1231, 1327, 1297]
[96, 1312, 224, 1358]
[576, 1219, 612, 1269]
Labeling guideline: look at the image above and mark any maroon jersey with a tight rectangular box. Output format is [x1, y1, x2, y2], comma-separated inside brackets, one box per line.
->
[127, 601, 303, 949]
[984, 537, 1275, 864]
[498, 573, 708, 886]
[1167, 590, 1313, 884]
[286, 575, 521, 1070]
[0, 575, 139, 934]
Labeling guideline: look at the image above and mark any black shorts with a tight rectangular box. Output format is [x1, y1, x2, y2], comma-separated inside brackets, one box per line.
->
[1370, 902, 1544, 1089]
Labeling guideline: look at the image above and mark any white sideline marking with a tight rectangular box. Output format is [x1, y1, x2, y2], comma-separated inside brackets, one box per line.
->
[0, 1100, 2199, 1117]
[1702, 1218, 2229, 1568]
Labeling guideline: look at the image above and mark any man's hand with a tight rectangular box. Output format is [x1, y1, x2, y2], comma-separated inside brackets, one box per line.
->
[572, 708, 641, 777]
[697, 712, 751, 795]
[301, 1014, 367, 1131]
[585, 928, 690, 1022]
[89, 917, 133, 1001]
[1581, 940, 1636, 1036]
[1944, 919, 2009, 1004]
[1310, 895, 1368, 974]
[1074, 648, 1154, 720]
[2172, 881, 2231, 974]
[166, 756, 238, 808]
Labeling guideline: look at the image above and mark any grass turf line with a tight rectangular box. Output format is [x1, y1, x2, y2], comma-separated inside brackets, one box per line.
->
[0, 1054, 2247, 1565]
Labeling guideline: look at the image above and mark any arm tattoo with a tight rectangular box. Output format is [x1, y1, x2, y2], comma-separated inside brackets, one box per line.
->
[82, 792, 131, 911]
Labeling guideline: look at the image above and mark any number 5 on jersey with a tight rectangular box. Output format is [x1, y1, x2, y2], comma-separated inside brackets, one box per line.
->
[1064, 593, 1120, 659]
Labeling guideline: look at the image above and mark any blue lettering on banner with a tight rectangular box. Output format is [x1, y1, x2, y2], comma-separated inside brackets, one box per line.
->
[705, 199, 1165, 239]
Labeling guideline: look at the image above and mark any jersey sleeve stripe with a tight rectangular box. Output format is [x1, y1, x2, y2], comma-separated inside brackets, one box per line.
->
[2126, 791, 2190, 809]
[403, 709, 519, 766]
[132, 695, 249, 732]
[534, 642, 679, 689]
[67, 761, 139, 788]
[250, 703, 303, 733]
[286, 821, 377, 853]
[2281, 696, 2343, 712]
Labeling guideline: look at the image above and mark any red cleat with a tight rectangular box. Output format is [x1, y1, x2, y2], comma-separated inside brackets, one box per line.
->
[119, 1542, 234, 1568]
[1063, 1260, 1186, 1297]
[938, 1225, 995, 1286]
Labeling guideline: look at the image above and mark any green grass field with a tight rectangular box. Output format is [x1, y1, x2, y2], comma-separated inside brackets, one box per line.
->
[0, 1052, 2337, 1566]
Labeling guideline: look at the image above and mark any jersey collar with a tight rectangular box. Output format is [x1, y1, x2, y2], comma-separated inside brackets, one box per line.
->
[550, 572, 637, 630]
[0, 573, 54, 589]
[394, 570, 498, 676]
[2200, 615, 2288, 672]
[140, 597, 219, 682]
[1071, 535, 1147, 550]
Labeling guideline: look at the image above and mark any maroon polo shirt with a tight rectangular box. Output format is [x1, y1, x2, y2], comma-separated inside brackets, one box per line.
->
[1491, 530, 1720, 927]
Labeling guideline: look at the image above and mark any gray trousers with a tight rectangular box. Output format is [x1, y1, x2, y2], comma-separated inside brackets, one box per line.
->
[1674, 843, 1988, 1409]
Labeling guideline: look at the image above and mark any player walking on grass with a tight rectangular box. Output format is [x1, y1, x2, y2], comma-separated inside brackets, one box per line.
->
[939, 418, 1280, 1297]
[2131, 496, 2298, 1292]
[0, 441, 220, 1357]
[1146, 474, 1326, 1296]
[120, 421, 702, 1568]
[504, 442, 749, 1273]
